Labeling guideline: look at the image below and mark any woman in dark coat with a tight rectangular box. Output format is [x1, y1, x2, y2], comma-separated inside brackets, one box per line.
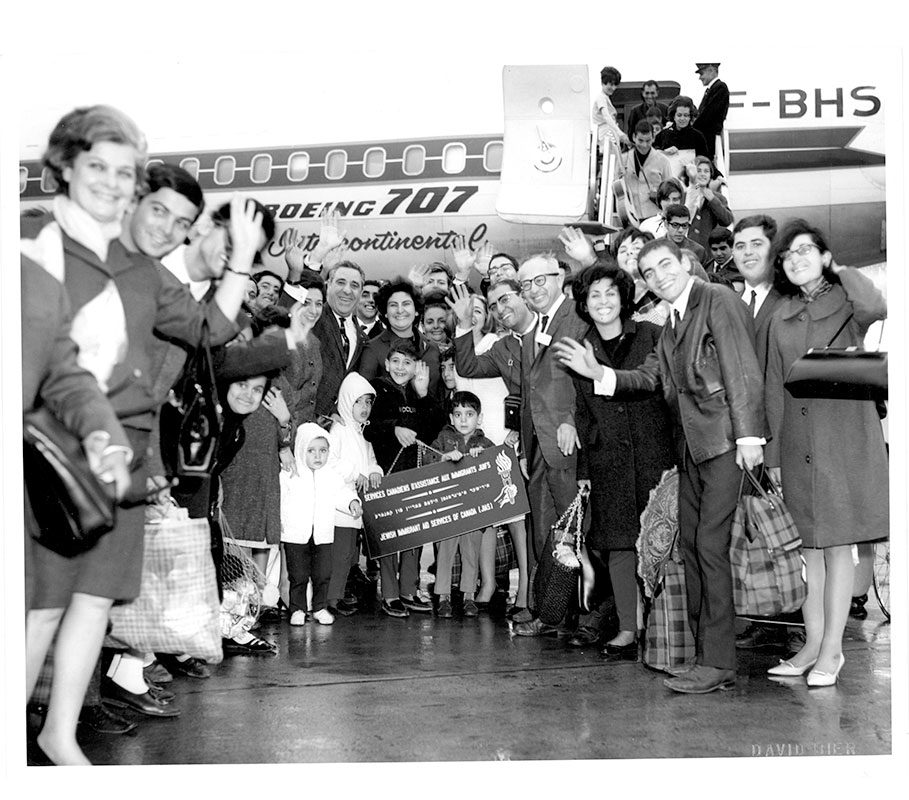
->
[764, 220, 887, 685]
[555, 264, 674, 658]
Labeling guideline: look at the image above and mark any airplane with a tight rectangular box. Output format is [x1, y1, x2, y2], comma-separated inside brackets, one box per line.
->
[16, 52, 888, 281]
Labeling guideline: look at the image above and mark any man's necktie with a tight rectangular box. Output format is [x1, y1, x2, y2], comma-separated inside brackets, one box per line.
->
[535, 314, 549, 355]
[748, 289, 756, 317]
[359, 323, 368, 338]
[338, 316, 350, 359]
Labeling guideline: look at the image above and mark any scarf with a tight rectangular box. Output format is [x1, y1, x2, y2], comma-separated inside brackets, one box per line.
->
[800, 276, 833, 303]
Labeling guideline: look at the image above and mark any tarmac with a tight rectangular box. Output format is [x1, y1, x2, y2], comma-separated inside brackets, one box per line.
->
[72, 589, 891, 764]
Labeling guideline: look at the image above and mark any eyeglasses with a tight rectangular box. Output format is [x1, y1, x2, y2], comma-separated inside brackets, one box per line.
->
[520, 273, 560, 291]
[781, 242, 820, 263]
[488, 291, 519, 311]
[667, 221, 689, 230]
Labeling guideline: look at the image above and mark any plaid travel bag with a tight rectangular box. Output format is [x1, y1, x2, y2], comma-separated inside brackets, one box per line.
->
[729, 468, 807, 617]
[643, 532, 696, 672]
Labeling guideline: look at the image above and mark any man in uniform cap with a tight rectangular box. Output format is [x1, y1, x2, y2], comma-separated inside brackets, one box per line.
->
[692, 63, 729, 161]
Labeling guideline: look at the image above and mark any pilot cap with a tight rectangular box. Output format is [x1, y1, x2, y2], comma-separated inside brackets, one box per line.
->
[695, 63, 720, 73]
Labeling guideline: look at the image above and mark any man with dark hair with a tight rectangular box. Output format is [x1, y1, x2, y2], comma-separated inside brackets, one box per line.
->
[422, 262, 452, 296]
[705, 227, 742, 290]
[625, 80, 669, 138]
[619, 121, 674, 221]
[252, 270, 284, 311]
[692, 63, 730, 160]
[662, 204, 708, 265]
[556, 237, 765, 692]
[357, 279, 385, 339]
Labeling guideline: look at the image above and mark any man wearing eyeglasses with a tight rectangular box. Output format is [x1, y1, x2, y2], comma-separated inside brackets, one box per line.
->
[662, 204, 708, 266]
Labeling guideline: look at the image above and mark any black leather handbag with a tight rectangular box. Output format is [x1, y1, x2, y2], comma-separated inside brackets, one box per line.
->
[785, 314, 886, 401]
[503, 394, 521, 431]
[160, 322, 223, 478]
[531, 491, 586, 625]
[23, 407, 116, 556]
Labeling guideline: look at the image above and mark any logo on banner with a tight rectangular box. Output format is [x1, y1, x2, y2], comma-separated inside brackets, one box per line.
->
[494, 450, 518, 508]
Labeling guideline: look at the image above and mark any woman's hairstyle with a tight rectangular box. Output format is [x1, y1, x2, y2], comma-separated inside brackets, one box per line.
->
[573, 263, 635, 325]
[41, 105, 147, 195]
[212, 198, 277, 248]
[600, 66, 622, 85]
[611, 226, 654, 258]
[468, 292, 496, 335]
[376, 277, 423, 323]
[668, 95, 698, 122]
[770, 218, 840, 296]
[656, 178, 684, 205]
[422, 290, 455, 338]
[297, 269, 327, 300]
[693, 155, 719, 180]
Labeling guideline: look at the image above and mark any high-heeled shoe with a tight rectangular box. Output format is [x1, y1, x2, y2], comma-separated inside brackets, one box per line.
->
[806, 654, 845, 687]
[767, 657, 817, 677]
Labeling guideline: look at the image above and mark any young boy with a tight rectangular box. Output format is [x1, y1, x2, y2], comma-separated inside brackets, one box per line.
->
[326, 373, 384, 617]
[280, 423, 362, 626]
[426, 391, 496, 618]
[439, 345, 458, 414]
[364, 341, 444, 618]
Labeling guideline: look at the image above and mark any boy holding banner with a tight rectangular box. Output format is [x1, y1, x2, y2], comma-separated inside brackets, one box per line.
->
[426, 391, 496, 619]
[365, 341, 445, 618]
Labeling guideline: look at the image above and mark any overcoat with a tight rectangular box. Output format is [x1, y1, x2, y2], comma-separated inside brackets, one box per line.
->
[764, 268, 888, 547]
[574, 321, 675, 551]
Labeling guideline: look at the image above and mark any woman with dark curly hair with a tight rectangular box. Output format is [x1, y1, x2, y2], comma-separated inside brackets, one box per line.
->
[654, 95, 709, 158]
[764, 220, 887, 686]
[552, 264, 675, 658]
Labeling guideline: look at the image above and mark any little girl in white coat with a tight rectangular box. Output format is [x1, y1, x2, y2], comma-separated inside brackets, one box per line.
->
[280, 422, 361, 625]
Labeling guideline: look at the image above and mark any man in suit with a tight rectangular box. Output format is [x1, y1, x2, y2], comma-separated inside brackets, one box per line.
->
[561, 239, 764, 692]
[357, 279, 386, 339]
[663, 204, 709, 266]
[692, 63, 730, 160]
[306, 261, 367, 421]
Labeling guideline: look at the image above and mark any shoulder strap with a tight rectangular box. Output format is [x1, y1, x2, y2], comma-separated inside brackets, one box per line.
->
[824, 313, 854, 348]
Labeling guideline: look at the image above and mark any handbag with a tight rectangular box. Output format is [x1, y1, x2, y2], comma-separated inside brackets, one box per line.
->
[106, 501, 223, 663]
[23, 406, 116, 557]
[503, 394, 521, 431]
[785, 315, 887, 401]
[160, 321, 222, 478]
[531, 490, 586, 625]
[729, 467, 807, 617]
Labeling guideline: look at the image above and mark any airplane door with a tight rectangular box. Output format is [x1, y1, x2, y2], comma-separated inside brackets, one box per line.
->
[495, 65, 592, 225]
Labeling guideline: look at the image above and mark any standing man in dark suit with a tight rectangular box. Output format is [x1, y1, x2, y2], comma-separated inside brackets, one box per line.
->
[557, 239, 765, 692]
[692, 63, 730, 161]
[625, 80, 670, 139]
[356, 279, 386, 339]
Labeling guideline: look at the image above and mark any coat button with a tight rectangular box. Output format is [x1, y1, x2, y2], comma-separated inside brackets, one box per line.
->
[801, 407, 808, 415]
[133, 368, 142, 378]
[805, 454, 812, 463]
[617, 407, 625, 413]
[798, 313, 807, 321]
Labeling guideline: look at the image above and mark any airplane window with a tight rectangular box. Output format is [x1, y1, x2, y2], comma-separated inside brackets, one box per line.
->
[251, 154, 272, 184]
[145, 159, 164, 170]
[214, 156, 236, 185]
[363, 148, 386, 178]
[19, 166, 28, 194]
[402, 145, 425, 176]
[40, 167, 55, 193]
[180, 158, 200, 180]
[288, 152, 310, 182]
[325, 150, 347, 180]
[442, 143, 467, 174]
[483, 141, 504, 173]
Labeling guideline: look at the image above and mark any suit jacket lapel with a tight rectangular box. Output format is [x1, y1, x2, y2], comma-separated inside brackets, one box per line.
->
[674, 283, 700, 346]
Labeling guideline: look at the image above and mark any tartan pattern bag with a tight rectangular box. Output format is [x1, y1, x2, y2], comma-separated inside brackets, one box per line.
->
[729, 468, 807, 617]
[531, 491, 585, 625]
[106, 502, 223, 663]
[643, 533, 696, 672]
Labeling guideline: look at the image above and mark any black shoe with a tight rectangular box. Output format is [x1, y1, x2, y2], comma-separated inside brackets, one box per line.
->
[143, 659, 173, 685]
[101, 678, 181, 717]
[599, 640, 639, 662]
[512, 618, 560, 637]
[333, 599, 359, 617]
[734, 623, 788, 651]
[258, 605, 283, 624]
[79, 704, 138, 734]
[463, 599, 479, 617]
[222, 636, 277, 655]
[159, 655, 211, 679]
[568, 627, 601, 648]
[400, 595, 432, 613]
[146, 684, 175, 703]
[381, 599, 410, 618]
[506, 605, 528, 621]
[849, 594, 868, 620]
[436, 598, 454, 618]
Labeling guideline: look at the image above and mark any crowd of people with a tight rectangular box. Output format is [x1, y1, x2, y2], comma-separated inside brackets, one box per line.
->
[22, 86, 888, 765]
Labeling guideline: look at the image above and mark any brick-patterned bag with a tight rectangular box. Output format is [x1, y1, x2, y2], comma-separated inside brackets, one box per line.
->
[729, 468, 807, 617]
[643, 533, 696, 672]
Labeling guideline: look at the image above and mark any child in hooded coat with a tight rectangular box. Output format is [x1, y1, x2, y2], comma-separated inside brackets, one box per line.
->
[326, 372, 384, 615]
[280, 422, 361, 625]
